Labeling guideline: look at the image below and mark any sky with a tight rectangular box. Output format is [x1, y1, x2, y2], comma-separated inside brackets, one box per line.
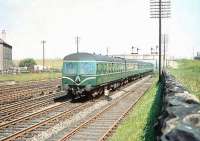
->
[0, 0, 199, 59]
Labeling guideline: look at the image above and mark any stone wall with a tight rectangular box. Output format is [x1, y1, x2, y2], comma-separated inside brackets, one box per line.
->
[156, 72, 200, 141]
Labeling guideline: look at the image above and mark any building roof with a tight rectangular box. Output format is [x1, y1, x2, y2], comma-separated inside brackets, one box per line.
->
[0, 38, 12, 49]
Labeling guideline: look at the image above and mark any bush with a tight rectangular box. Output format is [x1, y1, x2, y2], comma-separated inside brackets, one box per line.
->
[19, 58, 37, 70]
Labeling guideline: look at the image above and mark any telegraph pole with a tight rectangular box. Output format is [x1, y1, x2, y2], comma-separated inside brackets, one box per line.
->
[75, 36, 80, 53]
[163, 34, 168, 68]
[106, 47, 109, 56]
[156, 45, 158, 70]
[150, 0, 171, 81]
[163, 34, 166, 68]
[41, 40, 46, 71]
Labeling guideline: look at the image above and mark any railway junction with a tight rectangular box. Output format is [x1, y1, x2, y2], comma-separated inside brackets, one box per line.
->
[0, 70, 199, 141]
[0, 0, 200, 141]
[0, 74, 154, 141]
[0, 52, 199, 141]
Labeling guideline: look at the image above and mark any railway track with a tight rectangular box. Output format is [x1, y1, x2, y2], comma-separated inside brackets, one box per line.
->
[0, 79, 60, 91]
[0, 100, 95, 141]
[41, 76, 153, 141]
[0, 92, 58, 111]
[0, 80, 59, 96]
[0, 79, 60, 105]
[57, 77, 153, 141]
[0, 92, 65, 123]
[0, 75, 153, 141]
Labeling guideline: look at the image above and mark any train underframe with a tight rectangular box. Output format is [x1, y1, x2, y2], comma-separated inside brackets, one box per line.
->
[65, 71, 152, 99]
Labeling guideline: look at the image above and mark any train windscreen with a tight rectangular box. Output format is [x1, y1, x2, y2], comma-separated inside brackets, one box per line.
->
[63, 62, 96, 75]
[79, 62, 96, 75]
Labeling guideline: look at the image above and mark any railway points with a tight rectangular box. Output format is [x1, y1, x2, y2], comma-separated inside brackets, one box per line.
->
[2, 56, 197, 141]
[2, 0, 200, 140]
[0, 52, 156, 141]
[0, 101, 94, 141]
[0, 92, 65, 124]
[34, 76, 153, 141]
[0, 75, 153, 141]
[59, 77, 153, 141]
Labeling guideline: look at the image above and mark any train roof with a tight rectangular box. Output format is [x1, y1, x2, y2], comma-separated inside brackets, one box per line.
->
[64, 52, 154, 65]
[64, 52, 124, 62]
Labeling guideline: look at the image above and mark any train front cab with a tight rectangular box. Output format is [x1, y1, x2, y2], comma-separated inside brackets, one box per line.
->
[62, 61, 97, 98]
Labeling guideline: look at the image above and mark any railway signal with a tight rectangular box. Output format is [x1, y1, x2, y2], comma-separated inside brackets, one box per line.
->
[137, 48, 140, 54]
[131, 46, 134, 54]
[131, 46, 139, 54]
[151, 47, 153, 54]
[150, 0, 171, 81]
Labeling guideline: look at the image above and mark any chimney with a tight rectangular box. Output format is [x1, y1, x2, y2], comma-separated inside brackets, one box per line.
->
[1, 30, 6, 41]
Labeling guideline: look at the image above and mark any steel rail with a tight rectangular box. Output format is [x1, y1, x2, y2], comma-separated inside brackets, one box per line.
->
[0, 83, 57, 95]
[0, 79, 60, 91]
[0, 101, 68, 129]
[0, 79, 60, 101]
[0, 98, 56, 122]
[0, 92, 58, 111]
[1, 94, 54, 111]
[58, 87, 138, 141]
[58, 76, 152, 141]
[0, 92, 64, 122]
[98, 83, 152, 141]
[0, 102, 92, 141]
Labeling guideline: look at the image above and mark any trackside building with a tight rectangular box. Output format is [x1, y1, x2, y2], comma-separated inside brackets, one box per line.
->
[0, 38, 12, 72]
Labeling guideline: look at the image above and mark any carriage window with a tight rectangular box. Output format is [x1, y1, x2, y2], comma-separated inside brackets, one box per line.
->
[64, 63, 77, 74]
[106, 64, 109, 73]
[97, 64, 100, 74]
[80, 62, 95, 74]
[109, 63, 111, 73]
[103, 64, 106, 73]
[97, 63, 103, 74]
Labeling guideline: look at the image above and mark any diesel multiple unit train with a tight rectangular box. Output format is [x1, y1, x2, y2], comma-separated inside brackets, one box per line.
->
[62, 52, 154, 98]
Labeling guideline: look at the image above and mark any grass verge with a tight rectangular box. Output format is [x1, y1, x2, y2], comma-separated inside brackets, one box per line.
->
[169, 59, 200, 99]
[109, 76, 162, 141]
[0, 72, 61, 82]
